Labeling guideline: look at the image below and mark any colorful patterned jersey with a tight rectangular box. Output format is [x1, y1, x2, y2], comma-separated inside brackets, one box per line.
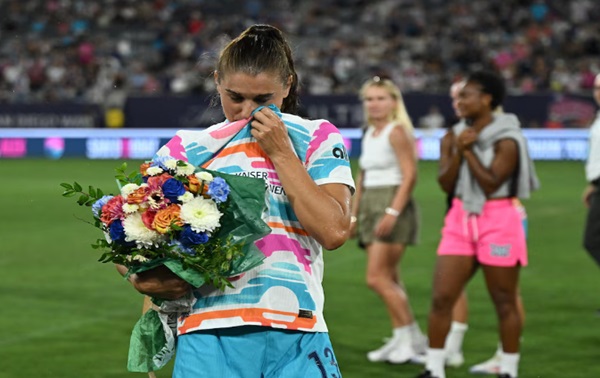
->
[155, 108, 355, 334]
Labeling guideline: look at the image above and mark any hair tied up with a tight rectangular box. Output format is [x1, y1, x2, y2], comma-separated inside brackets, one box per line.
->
[245, 24, 284, 41]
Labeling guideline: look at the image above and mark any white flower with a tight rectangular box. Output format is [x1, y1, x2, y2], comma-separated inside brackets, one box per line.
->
[146, 166, 163, 176]
[122, 203, 140, 214]
[123, 212, 165, 247]
[121, 183, 139, 197]
[195, 171, 214, 182]
[164, 158, 178, 170]
[180, 197, 222, 233]
[178, 192, 194, 203]
[133, 254, 150, 263]
[176, 162, 195, 176]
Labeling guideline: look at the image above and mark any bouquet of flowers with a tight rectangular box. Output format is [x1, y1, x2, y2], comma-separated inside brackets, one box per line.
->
[61, 156, 271, 372]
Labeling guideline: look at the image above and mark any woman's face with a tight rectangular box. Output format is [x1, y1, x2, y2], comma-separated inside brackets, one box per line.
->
[362, 85, 396, 123]
[215, 71, 291, 121]
[450, 81, 465, 118]
[456, 81, 492, 120]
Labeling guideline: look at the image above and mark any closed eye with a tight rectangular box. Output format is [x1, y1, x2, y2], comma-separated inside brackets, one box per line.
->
[229, 95, 244, 103]
[253, 95, 272, 104]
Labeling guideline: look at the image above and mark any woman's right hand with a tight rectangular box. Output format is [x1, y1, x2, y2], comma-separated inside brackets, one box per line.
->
[127, 265, 192, 300]
[582, 184, 596, 208]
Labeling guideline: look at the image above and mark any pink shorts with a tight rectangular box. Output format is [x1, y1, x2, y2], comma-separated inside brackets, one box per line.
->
[437, 198, 528, 267]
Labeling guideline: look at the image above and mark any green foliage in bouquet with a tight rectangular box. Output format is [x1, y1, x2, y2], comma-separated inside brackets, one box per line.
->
[61, 159, 271, 291]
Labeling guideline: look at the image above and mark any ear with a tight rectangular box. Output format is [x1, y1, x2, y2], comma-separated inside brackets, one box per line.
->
[213, 70, 219, 86]
[482, 92, 492, 108]
[283, 74, 293, 98]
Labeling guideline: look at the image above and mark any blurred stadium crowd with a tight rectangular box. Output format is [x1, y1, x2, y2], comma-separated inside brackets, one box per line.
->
[0, 0, 598, 105]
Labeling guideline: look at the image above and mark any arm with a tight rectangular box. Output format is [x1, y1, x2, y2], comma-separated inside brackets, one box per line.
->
[438, 130, 462, 194]
[115, 264, 191, 300]
[583, 184, 596, 208]
[251, 109, 352, 250]
[350, 169, 364, 237]
[460, 137, 519, 196]
[375, 125, 417, 238]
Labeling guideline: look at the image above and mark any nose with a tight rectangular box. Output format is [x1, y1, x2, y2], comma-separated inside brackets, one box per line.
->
[240, 101, 256, 120]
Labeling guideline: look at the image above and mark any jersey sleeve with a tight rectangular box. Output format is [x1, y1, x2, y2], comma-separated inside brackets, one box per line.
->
[305, 120, 355, 193]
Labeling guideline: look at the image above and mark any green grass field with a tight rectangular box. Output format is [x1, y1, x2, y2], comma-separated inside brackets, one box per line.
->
[1, 159, 598, 378]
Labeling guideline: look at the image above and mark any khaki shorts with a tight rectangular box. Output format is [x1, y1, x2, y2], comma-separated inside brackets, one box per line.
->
[357, 186, 420, 246]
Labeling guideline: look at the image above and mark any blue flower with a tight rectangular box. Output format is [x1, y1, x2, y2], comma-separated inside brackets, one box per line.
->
[109, 220, 128, 244]
[162, 178, 186, 203]
[170, 240, 196, 256]
[207, 177, 230, 203]
[150, 156, 175, 171]
[92, 195, 114, 217]
[179, 225, 209, 247]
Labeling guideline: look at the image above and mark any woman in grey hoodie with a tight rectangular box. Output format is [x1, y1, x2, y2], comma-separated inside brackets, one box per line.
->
[417, 71, 539, 378]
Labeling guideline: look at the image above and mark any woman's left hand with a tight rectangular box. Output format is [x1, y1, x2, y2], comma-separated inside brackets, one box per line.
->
[457, 128, 478, 152]
[374, 214, 396, 238]
[250, 107, 292, 158]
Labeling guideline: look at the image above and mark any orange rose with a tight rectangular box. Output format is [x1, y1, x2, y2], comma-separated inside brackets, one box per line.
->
[127, 186, 149, 204]
[152, 204, 183, 234]
[140, 162, 151, 176]
[187, 175, 200, 194]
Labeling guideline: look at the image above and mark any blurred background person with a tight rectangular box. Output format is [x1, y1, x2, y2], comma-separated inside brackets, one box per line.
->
[582, 73, 600, 270]
[350, 76, 425, 364]
[430, 80, 529, 375]
[418, 71, 539, 378]
[419, 105, 445, 130]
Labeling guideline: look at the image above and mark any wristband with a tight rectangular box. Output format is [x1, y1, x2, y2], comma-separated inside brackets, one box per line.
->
[385, 207, 400, 217]
[350, 216, 357, 223]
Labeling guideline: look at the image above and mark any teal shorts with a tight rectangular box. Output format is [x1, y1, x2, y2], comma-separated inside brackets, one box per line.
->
[173, 326, 342, 378]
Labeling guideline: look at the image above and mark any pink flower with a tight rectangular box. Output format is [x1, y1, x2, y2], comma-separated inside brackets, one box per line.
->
[100, 196, 125, 226]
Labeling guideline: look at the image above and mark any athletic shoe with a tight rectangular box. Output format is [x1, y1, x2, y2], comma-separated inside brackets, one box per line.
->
[367, 337, 400, 362]
[469, 354, 501, 375]
[409, 352, 427, 365]
[415, 370, 440, 378]
[387, 342, 417, 364]
[445, 351, 464, 367]
[497, 374, 514, 378]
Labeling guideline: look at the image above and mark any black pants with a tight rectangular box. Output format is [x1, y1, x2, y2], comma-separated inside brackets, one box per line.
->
[584, 186, 600, 267]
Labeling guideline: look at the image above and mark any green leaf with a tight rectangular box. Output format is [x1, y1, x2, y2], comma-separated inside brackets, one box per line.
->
[60, 183, 72, 189]
[88, 186, 97, 198]
[62, 190, 76, 197]
[73, 182, 82, 192]
[77, 194, 88, 205]
[97, 188, 104, 197]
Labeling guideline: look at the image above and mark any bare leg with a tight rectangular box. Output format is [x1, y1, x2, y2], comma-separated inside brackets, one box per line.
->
[366, 241, 413, 327]
[452, 291, 468, 323]
[428, 255, 477, 348]
[481, 265, 522, 353]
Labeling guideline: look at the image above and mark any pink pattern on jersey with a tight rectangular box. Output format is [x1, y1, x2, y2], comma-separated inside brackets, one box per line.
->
[305, 121, 338, 163]
[256, 234, 312, 274]
[163, 135, 187, 161]
[250, 160, 280, 184]
[208, 118, 251, 139]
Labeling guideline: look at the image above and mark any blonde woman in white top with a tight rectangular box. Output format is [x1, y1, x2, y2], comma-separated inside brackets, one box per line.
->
[351, 77, 425, 364]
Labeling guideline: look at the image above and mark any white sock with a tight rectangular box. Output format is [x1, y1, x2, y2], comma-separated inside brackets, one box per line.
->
[392, 325, 411, 340]
[499, 352, 520, 377]
[408, 322, 425, 343]
[494, 342, 502, 357]
[425, 348, 446, 378]
[444, 321, 468, 355]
